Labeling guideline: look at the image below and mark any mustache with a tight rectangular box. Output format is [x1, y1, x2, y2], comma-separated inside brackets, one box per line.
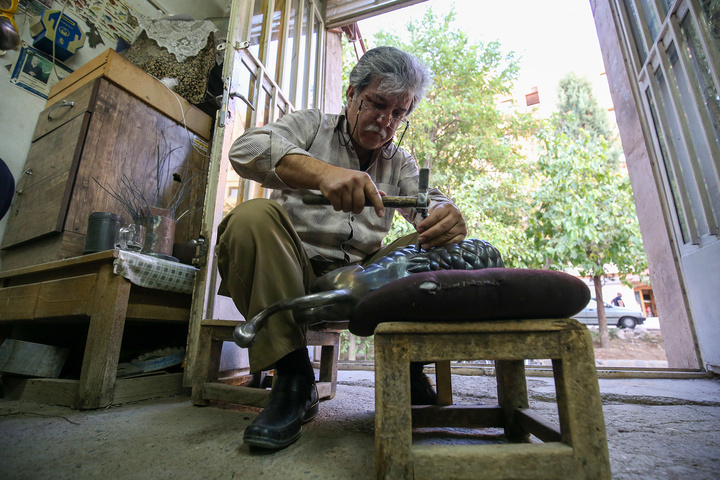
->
[364, 124, 388, 141]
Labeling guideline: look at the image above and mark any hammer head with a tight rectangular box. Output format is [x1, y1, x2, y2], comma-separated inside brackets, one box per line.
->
[416, 167, 429, 218]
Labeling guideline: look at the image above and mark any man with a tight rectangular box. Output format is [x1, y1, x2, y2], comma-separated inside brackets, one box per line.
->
[611, 292, 625, 307]
[217, 46, 467, 449]
[23, 55, 48, 82]
[0, 157, 14, 221]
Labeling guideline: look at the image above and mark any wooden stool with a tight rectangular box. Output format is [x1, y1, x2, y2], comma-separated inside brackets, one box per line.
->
[191, 319, 341, 407]
[374, 318, 610, 480]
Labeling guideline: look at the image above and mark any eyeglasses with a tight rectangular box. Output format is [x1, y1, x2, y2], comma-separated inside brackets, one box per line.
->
[359, 97, 409, 129]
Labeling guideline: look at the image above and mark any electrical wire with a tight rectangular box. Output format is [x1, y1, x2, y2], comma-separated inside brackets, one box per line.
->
[50, 0, 68, 81]
[148, 70, 212, 159]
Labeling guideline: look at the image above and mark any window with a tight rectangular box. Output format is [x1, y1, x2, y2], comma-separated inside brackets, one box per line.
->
[225, 0, 326, 207]
[525, 86, 540, 107]
[619, 0, 720, 249]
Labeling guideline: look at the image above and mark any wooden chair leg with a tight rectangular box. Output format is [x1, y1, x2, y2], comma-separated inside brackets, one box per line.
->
[554, 328, 611, 478]
[308, 329, 341, 400]
[319, 335, 339, 399]
[191, 325, 222, 406]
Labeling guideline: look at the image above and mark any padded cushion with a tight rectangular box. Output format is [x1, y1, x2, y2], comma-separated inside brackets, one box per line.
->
[350, 268, 590, 336]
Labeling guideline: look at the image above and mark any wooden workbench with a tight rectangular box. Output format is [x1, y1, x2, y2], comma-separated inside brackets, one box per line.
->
[0, 250, 191, 409]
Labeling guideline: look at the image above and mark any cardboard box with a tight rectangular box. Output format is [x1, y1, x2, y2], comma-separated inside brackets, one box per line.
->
[0, 339, 69, 378]
[32, 10, 86, 61]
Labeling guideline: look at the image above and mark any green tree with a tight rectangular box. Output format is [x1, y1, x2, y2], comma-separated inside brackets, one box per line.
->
[363, 7, 540, 265]
[556, 72, 621, 165]
[528, 73, 646, 347]
[527, 121, 647, 347]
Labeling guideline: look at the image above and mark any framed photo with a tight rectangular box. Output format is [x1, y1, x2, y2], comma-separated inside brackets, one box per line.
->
[9, 42, 73, 99]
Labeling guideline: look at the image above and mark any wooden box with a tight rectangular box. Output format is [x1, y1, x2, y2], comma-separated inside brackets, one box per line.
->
[47, 48, 211, 137]
[1, 50, 212, 271]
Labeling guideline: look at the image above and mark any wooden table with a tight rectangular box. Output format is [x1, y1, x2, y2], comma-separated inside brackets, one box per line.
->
[0, 250, 191, 409]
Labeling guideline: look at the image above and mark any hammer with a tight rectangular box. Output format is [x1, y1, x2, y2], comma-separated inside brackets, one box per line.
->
[302, 167, 430, 252]
[301, 167, 430, 217]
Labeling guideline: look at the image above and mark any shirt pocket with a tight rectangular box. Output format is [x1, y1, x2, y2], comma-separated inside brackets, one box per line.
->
[376, 183, 400, 196]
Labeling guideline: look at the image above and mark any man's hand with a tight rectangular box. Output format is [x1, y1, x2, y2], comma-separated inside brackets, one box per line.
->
[276, 154, 385, 217]
[416, 202, 467, 250]
[318, 167, 385, 217]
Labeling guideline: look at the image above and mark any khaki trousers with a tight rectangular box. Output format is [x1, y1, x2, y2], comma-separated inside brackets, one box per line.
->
[216, 198, 417, 372]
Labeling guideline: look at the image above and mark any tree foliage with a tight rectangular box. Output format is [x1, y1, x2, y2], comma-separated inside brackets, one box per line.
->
[555, 72, 621, 164]
[345, 13, 648, 350]
[366, 7, 540, 264]
[556, 72, 612, 140]
[526, 73, 648, 346]
[527, 126, 645, 278]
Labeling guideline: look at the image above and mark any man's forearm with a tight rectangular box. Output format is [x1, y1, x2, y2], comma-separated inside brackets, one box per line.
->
[275, 154, 333, 190]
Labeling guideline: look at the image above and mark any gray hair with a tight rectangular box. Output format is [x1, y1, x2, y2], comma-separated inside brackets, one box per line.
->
[347, 46, 432, 114]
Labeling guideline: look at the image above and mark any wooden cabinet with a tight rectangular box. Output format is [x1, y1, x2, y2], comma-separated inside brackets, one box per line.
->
[1, 50, 211, 271]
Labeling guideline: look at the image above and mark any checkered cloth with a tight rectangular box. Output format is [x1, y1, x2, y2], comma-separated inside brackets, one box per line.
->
[113, 250, 197, 294]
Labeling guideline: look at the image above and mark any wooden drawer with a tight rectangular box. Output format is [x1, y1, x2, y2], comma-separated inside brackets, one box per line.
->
[2, 113, 90, 249]
[32, 80, 97, 141]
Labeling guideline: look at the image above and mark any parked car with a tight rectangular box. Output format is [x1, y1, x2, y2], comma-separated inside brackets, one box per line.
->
[571, 298, 646, 329]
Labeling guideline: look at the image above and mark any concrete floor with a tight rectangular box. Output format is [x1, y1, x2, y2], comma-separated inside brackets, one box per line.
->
[1, 370, 719, 480]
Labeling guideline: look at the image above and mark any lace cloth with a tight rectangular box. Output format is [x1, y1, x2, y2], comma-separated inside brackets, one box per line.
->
[136, 16, 218, 63]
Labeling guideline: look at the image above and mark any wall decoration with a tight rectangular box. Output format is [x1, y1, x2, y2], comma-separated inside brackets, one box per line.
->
[9, 41, 72, 98]
[66, 0, 140, 44]
[18, 0, 50, 17]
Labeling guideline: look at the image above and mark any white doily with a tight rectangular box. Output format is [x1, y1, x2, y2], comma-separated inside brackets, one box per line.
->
[136, 16, 218, 63]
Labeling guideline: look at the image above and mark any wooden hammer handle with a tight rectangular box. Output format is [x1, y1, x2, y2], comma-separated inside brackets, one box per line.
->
[301, 194, 418, 208]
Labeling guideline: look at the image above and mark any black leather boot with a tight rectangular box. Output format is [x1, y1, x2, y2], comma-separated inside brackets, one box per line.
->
[410, 362, 438, 405]
[243, 373, 319, 449]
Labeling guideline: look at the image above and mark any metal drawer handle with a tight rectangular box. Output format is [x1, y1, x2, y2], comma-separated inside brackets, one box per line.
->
[47, 99, 75, 120]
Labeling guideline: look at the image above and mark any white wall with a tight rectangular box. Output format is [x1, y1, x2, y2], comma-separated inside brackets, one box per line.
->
[152, 0, 230, 19]
[0, 1, 162, 267]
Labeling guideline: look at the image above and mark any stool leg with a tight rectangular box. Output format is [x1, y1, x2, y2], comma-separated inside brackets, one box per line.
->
[496, 359, 530, 442]
[191, 326, 222, 406]
[435, 360, 453, 405]
[375, 334, 413, 480]
[554, 328, 611, 479]
[319, 332, 340, 399]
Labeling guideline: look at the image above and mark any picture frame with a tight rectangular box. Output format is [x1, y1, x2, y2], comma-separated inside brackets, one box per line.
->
[9, 42, 73, 99]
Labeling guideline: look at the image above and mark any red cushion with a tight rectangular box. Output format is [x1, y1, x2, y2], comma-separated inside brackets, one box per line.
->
[350, 268, 590, 336]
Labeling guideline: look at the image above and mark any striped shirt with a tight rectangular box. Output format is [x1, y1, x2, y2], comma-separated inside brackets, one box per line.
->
[228, 108, 452, 264]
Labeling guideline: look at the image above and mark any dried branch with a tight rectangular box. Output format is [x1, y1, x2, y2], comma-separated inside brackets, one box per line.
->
[95, 130, 201, 223]
[92, 175, 151, 221]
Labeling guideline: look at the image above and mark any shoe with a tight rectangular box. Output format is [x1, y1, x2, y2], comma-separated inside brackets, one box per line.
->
[410, 372, 438, 405]
[243, 373, 319, 449]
